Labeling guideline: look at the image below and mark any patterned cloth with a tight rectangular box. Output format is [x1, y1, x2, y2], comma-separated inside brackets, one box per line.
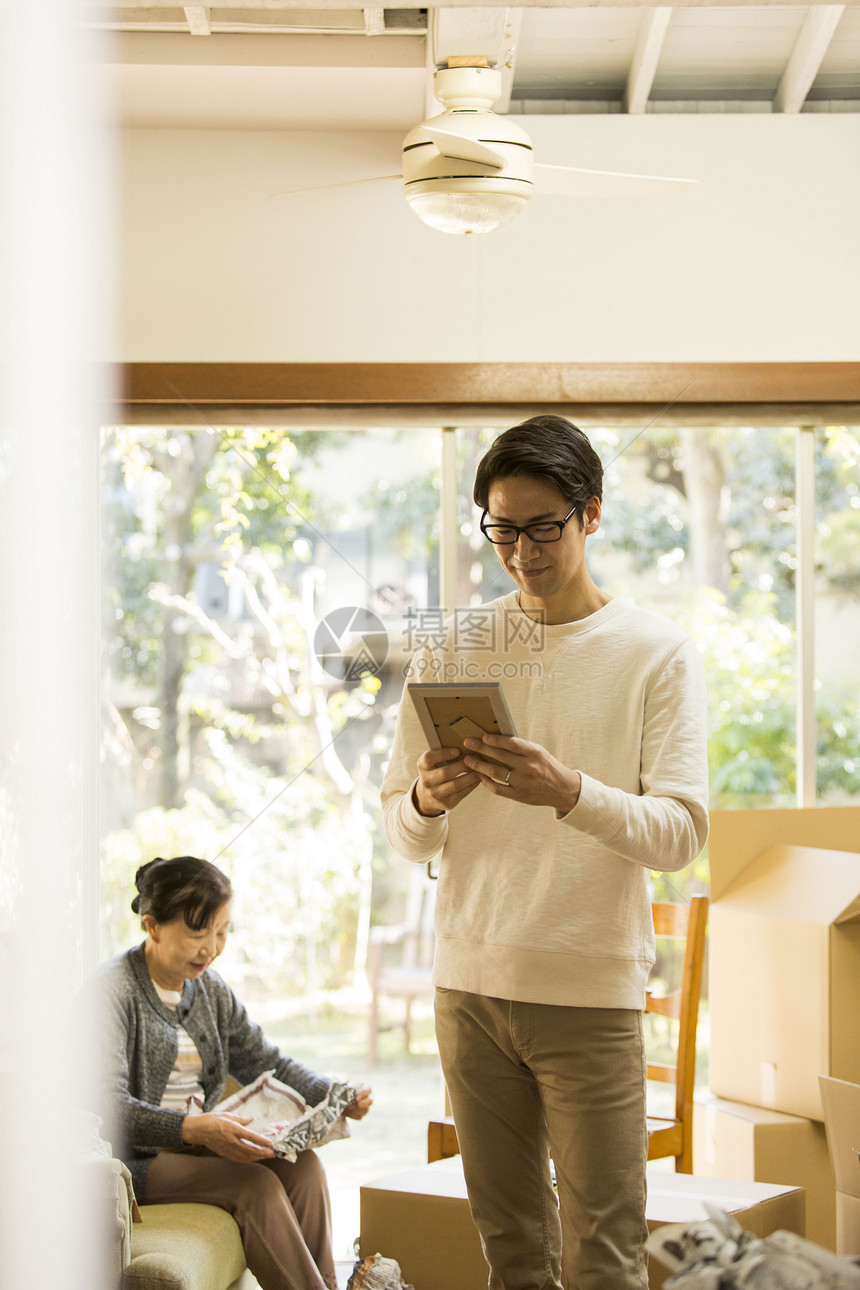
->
[347, 1254, 414, 1290]
[647, 1205, 860, 1289]
[187, 1070, 359, 1162]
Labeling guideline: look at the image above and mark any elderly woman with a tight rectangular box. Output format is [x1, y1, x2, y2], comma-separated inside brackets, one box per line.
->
[93, 855, 372, 1290]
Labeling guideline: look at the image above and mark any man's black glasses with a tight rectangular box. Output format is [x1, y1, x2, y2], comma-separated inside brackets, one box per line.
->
[480, 505, 579, 546]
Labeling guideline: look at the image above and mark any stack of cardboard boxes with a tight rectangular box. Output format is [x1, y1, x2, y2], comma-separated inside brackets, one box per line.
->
[360, 1156, 805, 1290]
[697, 805, 860, 1251]
[358, 804, 860, 1288]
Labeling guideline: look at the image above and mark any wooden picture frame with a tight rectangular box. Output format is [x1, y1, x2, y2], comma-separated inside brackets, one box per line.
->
[407, 682, 516, 769]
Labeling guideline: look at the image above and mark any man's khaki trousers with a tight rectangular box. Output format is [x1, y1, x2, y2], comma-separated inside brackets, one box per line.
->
[435, 989, 649, 1290]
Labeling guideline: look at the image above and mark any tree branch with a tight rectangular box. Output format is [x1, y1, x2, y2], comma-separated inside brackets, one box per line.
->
[147, 583, 248, 658]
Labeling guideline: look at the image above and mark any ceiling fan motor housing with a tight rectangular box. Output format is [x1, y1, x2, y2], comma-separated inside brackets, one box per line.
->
[402, 65, 534, 203]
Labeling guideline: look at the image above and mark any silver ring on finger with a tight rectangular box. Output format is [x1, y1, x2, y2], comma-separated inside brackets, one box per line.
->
[503, 767, 512, 786]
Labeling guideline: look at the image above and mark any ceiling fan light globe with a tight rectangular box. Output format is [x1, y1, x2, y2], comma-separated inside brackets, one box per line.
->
[406, 190, 528, 236]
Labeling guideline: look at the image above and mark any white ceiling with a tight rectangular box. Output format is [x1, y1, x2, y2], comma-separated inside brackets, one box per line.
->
[83, 2, 860, 131]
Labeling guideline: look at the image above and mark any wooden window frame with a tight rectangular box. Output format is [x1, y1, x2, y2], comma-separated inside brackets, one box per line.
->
[115, 362, 860, 427]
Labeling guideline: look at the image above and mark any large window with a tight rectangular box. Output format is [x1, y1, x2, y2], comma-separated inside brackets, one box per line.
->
[100, 417, 858, 1246]
[101, 415, 860, 975]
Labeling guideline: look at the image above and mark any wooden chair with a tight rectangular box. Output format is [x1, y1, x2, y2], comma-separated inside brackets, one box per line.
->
[367, 867, 436, 1064]
[644, 894, 709, 1172]
[427, 895, 709, 1173]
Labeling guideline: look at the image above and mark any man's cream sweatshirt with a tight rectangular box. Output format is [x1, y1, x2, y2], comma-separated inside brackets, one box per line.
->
[381, 593, 709, 1009]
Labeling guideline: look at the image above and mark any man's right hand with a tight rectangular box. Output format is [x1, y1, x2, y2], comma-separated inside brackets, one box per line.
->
[181, 1113, 276, 1162]
[413, 748, 481, 817]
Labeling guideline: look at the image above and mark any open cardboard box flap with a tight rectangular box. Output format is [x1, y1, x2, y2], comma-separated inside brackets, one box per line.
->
[717, 845, 860, 925]
[708, 808, 860, 903]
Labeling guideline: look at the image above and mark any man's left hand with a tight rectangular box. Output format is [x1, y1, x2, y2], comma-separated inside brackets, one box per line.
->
[463, 735, 582, 816]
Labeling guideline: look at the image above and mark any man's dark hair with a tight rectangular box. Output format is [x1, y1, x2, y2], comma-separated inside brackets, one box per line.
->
[131, 856, 232, 931]
[473, 416, 604, 526]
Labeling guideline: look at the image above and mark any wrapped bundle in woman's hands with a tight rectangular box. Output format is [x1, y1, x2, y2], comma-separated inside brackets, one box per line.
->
[187, 1070, 361, 1161]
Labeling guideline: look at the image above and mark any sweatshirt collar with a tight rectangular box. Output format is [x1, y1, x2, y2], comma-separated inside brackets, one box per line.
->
[499, 591, 629, 639]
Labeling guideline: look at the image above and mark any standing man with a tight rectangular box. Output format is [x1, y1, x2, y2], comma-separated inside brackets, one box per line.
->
[381, 416, 709, 1290]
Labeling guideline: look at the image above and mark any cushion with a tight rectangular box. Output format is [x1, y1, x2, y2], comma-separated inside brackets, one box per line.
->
[125, 1202, 247, 1290]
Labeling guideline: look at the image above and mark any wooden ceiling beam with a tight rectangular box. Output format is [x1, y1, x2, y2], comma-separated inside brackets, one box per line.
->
[774, 4, 845, 112]
[363, 6, 385, 35]
[184, 6, 211, 34]
[429, 7, 515, 71]
[624, 6, 672, 114]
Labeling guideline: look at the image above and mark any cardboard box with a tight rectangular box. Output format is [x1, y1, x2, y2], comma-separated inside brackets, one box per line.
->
[709, 842, 860, 1122]
[359, 1156, 804, 1290]
[708, 808, 860, 901]
[819, 1075, 860, 1256]
[694, 1091, 836, 1249]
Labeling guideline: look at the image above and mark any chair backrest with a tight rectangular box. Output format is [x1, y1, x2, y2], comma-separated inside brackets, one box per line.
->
[645, 895, 709, 1133]
[401, 864, 436, 970]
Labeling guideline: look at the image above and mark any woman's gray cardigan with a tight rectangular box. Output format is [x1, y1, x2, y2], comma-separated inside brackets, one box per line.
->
[89, 943, 330, 1197]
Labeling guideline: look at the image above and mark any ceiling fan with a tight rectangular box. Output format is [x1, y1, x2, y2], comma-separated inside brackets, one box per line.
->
[276, 61, 697, 237]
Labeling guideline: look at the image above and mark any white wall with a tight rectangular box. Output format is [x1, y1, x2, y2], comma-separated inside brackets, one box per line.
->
[119, 114, 860, 363]
[1, 6, 109, 1288]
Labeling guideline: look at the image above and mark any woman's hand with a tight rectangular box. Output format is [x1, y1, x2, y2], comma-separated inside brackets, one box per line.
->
[181, 1112, 276, 1162]
[345, 1086, 373, 1120]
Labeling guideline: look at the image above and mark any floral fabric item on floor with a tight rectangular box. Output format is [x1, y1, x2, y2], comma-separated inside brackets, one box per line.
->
[346, 1253, 414, 1290]
[647, 1205, 860, 1289]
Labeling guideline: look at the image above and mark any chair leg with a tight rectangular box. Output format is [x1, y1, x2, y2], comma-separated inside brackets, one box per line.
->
[403, 996, 413, 1054]
[427, 1120, 445, 1163]
[368, 990, 380, 1065]
[675, 1133, 693, 1174]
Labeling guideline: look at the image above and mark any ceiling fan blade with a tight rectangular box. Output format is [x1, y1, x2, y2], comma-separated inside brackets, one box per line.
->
[534, 163, 697, 198]
[418, 126, 506, 169]
[269, 175, 401, 199]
